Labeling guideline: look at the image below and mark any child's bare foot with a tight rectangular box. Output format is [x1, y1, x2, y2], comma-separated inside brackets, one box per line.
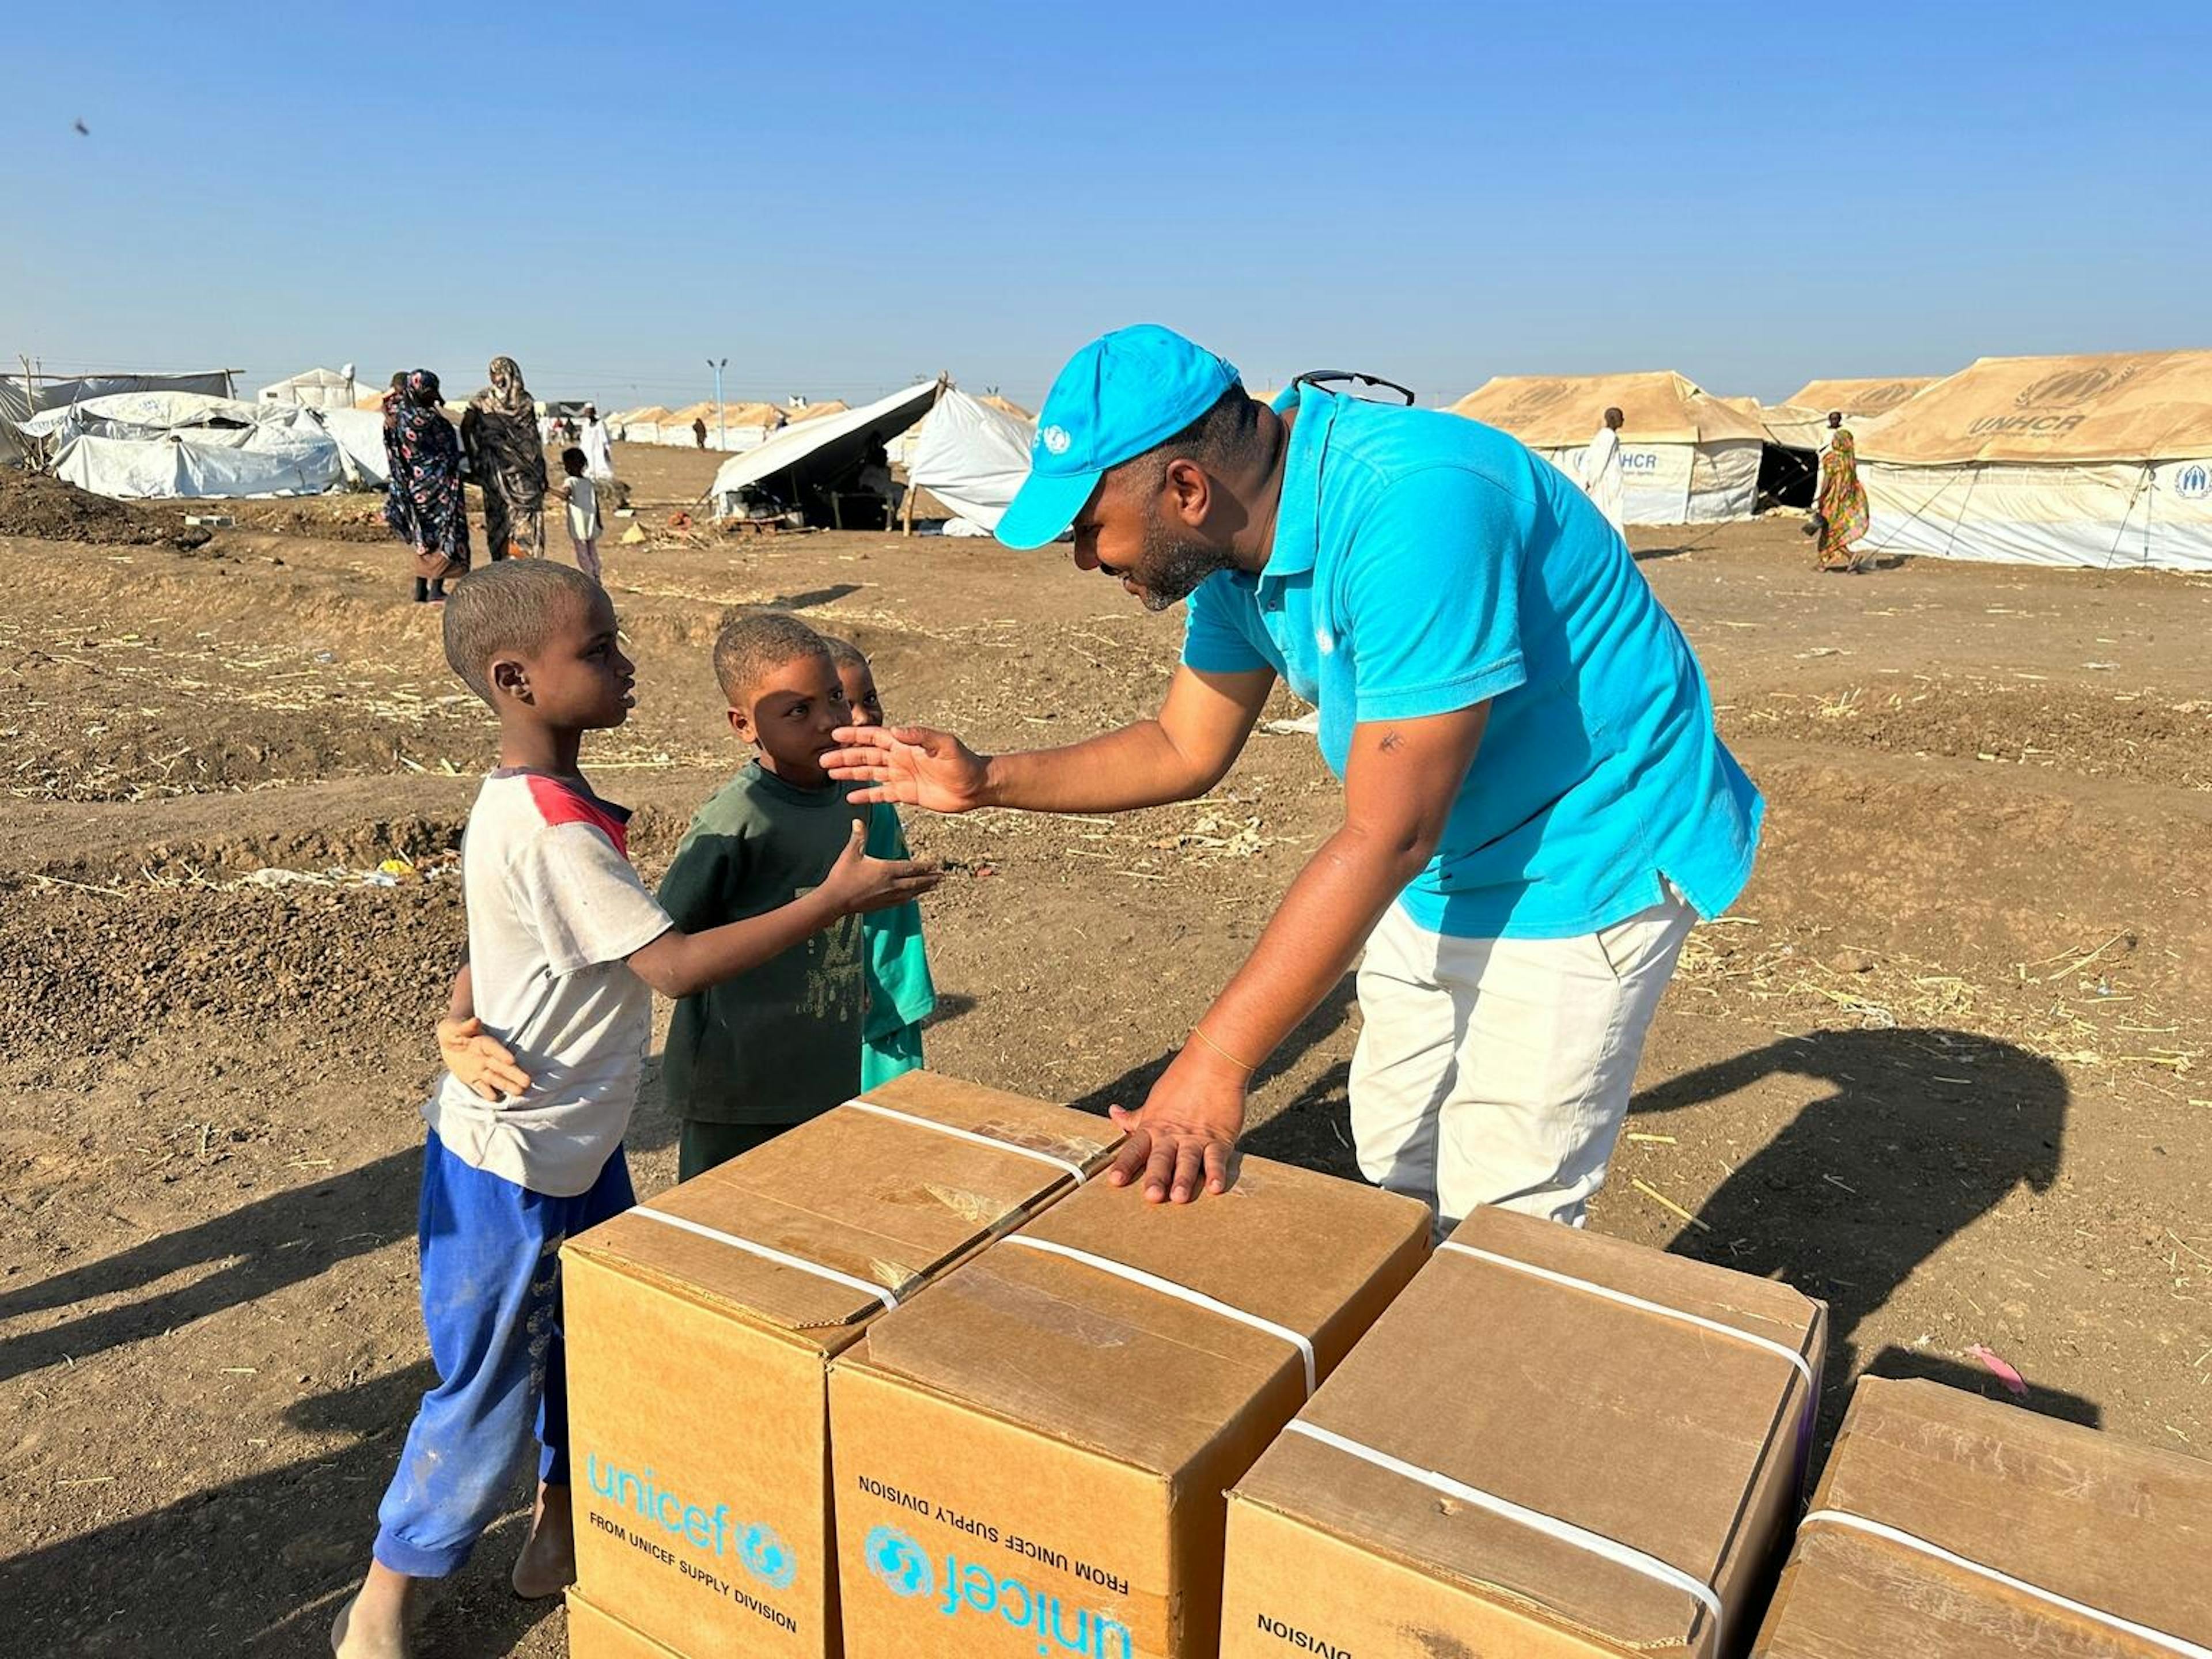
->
[510, 1482, 575, 1600]
[331, 1562, 416, 1658]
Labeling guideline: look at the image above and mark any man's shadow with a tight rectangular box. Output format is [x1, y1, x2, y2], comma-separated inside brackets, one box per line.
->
[1241, 1022, 2090, 1435]
[1628, 1026, 2088, 1432]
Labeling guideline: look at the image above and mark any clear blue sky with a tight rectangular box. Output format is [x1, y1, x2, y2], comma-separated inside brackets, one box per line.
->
[7, 2, 2207, 410]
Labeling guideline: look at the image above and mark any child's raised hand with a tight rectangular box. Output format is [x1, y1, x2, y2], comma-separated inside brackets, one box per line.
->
[437, 1015, 532, 1102]
[821, 818, 945, 915]
[823, 724, 987, 813]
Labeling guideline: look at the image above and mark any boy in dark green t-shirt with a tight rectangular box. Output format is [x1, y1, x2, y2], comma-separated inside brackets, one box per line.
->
[658, 613, 934, 1180]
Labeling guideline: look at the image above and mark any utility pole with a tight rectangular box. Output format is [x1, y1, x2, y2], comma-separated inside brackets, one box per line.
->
[709, 357, 728, 450]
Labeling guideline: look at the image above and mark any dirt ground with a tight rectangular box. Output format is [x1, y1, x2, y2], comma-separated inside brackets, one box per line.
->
[3, 441, 2209, 1657]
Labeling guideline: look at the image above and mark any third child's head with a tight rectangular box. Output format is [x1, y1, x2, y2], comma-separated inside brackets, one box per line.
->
[561, 446, 587, 478]
[820, 636, 882, 728]
[713, 613, 846, 788]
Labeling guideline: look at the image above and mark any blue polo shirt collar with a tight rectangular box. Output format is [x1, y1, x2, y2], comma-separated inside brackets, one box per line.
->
[1258, 383, 1340, 584]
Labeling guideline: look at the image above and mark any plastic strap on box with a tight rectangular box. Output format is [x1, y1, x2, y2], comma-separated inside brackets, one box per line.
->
[1003, 1234, 1316, 1396]
[1439, 1240, 1820, 1486]
[842, 1098, 1090, 1184]
[1285, 1419, 1725, 1654]
[631, 1207, 900, 1312]
[1801, 1510, 2212, 1659]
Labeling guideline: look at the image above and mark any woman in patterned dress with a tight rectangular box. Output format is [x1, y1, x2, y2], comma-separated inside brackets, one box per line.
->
[387, 370, 471, 603]
[1815, 426, 1873, 573]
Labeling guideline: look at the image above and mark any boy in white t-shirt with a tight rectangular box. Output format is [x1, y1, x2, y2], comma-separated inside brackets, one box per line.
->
[556, 446, 602, 582]
[334, 562, 940, 1659]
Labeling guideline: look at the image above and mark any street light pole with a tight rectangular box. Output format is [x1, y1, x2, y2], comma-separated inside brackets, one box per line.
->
[709, 357, 728, 450]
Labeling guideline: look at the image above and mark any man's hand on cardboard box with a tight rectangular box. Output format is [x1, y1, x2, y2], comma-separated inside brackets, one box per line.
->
[1107, 1044, 1247, 1203]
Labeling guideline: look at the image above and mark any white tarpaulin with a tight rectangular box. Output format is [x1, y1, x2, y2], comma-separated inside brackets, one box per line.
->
[710, 382, 938, 521]
[1858, 350, 2212, 572]
[317, 407, 391, 486]
[54, 423, 347, 498]
[41, 391, 354, 498]
[1448, 371, 1770, 524]
[258, 366, 358, 410]
[904, 388, 1032, 531]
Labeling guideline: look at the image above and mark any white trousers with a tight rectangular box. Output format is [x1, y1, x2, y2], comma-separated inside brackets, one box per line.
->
[1349, 892, 1696, 1231]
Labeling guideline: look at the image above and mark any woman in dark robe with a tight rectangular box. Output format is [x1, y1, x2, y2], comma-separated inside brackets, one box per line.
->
[461, 355, 548, 560]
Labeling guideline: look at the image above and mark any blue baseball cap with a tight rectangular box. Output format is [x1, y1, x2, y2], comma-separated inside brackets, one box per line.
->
[996, 324, 1241, 551]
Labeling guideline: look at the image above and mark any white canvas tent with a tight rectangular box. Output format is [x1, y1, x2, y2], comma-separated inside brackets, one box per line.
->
[904, 388, 1033, 532]
[33, 391, 356, 498]
[709, 381, 937, 524]
[1857, 350, 2212, 571]
[1449, 371, 1771, 523]
[258, 366, 359, 410]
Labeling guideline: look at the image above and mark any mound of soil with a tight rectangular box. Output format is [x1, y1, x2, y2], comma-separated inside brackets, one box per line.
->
[0, 469, 208, 549]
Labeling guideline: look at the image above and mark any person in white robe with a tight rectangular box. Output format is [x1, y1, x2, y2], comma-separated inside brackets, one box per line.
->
[1578, 406, 1626, 535]
[578, 404, 616, 483]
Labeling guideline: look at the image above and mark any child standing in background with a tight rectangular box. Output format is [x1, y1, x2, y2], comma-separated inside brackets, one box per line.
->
[557, 447, 602, 581]
[824, 635, 937, 1087]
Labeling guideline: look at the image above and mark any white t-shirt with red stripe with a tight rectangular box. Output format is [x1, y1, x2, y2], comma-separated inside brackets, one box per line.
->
[423, 769, 674, 1195]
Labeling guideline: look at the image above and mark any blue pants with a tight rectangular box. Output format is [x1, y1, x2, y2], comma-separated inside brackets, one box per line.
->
[373, 1134, 634, 1578]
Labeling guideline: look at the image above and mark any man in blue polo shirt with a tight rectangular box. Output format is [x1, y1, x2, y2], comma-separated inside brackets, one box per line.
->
[828, 325, 1760, 1230]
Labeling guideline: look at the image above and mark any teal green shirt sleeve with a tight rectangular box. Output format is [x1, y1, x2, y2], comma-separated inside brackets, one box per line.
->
[862, 801, 936, 1036]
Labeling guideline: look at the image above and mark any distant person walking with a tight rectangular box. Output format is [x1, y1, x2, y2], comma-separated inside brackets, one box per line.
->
[578, 404, 616, 483]
[461, 357, 549, 560]
[692, 414, 709, 449]
[1814, 426, 1872, 573]
[385, 370, 471, 603]
[557, 447, 603, 582]
[1578, 406, 1627, 535]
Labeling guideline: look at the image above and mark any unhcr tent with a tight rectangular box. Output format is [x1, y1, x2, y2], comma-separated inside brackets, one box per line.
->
[259, 366, 358, 410]
[978, 394, 1033, 420]
[904, 388, 1033, 532]
[1858, 350, 2212, 571]
[784, 400, 850, 426]
[709, 381, 937, 525]
[1786, 377, 1936, 420]
[1449, 371, 1771, 523]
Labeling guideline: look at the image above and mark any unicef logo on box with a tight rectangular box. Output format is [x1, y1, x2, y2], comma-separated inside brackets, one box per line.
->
[865, 1525, 933, 1600]
[2177, 463, 2211, 501]
[738, 1522, 797, 1591]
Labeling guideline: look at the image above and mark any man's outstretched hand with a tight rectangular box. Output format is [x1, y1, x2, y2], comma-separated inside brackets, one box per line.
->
[1105, 1047, 1248, 1204]
[824, 725, 991, 813]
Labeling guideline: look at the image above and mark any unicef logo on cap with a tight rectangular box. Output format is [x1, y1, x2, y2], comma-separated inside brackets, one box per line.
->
[738, 1522, 797, 1591]
[865, 1525, 931, 1600]
[1039, 424, 1072, 457]
[2178, 464, 2211, 501]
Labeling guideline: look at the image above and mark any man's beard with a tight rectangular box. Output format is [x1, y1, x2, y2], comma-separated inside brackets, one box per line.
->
[1131, 512, 1235, 613]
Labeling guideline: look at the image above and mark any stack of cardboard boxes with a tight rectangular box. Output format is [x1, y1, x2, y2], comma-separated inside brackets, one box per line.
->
[557, 1071, 2212, 1659]
[560, 1073, 1121, 1658]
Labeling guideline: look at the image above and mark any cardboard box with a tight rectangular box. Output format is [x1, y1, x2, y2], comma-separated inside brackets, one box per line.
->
[1219, 1205, 1825, 1659]
[563, 1072, 1122, 1659]
[1753, 1376, 2212, 1658]
[828, 1155, 1432, 1659]
[566, 1589, 685, 1659]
